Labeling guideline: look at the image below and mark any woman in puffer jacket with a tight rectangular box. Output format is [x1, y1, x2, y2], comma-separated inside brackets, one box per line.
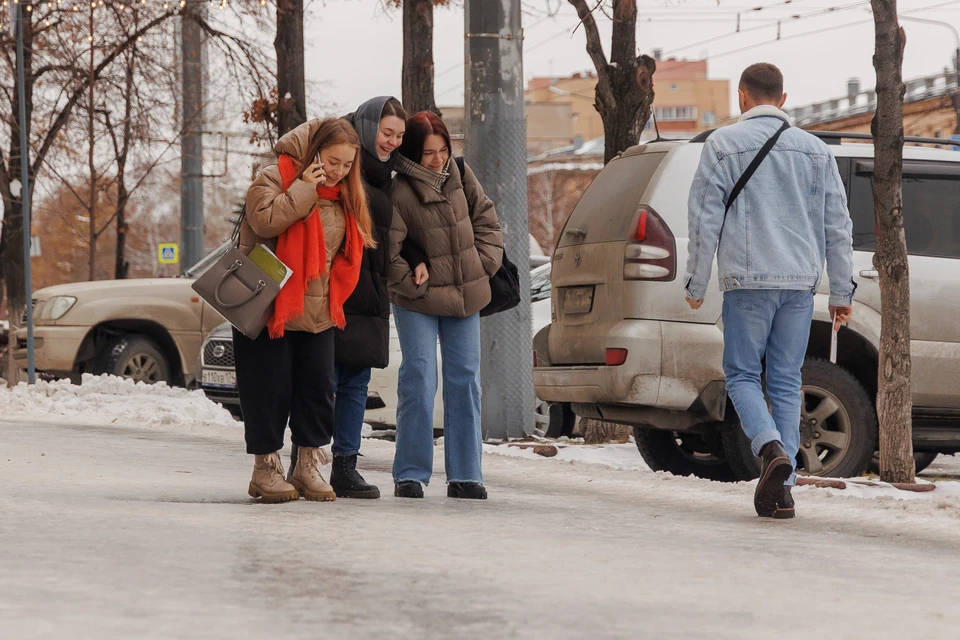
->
[237, 118, 375, 504]
[387, 112, 503, 500]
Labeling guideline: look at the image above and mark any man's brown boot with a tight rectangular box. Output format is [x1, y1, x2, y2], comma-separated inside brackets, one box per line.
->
[248, 452, 300, 504]
[754, 441, 792, 517]
[289, 447, 337, 502]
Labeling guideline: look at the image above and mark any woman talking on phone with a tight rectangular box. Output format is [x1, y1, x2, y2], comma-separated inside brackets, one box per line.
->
[235, 117, 375, 504]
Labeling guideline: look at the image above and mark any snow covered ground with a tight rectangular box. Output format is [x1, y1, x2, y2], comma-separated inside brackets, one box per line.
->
[3, 378, 960, 638]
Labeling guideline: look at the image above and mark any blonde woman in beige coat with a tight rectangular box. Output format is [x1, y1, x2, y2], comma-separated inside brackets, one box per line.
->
[238, 118, 375, 504]
[387, 112, 503, 500]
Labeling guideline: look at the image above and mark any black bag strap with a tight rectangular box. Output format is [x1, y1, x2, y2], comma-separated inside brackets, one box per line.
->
[724, 121, 790, 214]
[454, 156, 465, 179]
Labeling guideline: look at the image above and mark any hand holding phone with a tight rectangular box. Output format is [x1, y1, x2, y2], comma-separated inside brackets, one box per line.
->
[302, 159, 326, 188]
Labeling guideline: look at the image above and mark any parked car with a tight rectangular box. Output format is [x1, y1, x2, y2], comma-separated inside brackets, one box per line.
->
[201, 262, 558, 431]
[13, 242, 231, 386]
[533, 131, 959, 482]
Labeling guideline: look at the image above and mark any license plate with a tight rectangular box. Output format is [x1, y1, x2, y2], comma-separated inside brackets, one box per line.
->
[202, 369, 236, 387]
[562, 286, 594, 314]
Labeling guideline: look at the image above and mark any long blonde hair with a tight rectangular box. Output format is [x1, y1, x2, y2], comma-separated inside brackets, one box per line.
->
[297, 118, 375, 249]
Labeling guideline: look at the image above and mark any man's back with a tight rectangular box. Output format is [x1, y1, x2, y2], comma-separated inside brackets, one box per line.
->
[684, 105, 855, 308]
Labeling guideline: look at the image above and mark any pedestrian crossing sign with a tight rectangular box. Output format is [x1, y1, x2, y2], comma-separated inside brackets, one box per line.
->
[158, 243, 179, 265]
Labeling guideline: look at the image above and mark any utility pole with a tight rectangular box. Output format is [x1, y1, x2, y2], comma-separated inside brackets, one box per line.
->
[88, 3, 97, 281]
[181, 2, 205, 272]
[464, 0, 533, 439]
[14, 1, 35, 384]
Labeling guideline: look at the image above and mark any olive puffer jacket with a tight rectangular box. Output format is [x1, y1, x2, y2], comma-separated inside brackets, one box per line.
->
[388, 159, 503, 317]
[241, 120, 346, 334]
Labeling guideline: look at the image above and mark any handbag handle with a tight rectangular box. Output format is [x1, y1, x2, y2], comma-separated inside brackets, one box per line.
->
[214, 260, 266, 309]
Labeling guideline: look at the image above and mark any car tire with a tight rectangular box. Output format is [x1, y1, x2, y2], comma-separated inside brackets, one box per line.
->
[867, 451, 938, 475]
[633, 426, 738, 482]
[722, 357, 877, 481]
[97, 334, 172, 385]
[544, 402, 576, 439]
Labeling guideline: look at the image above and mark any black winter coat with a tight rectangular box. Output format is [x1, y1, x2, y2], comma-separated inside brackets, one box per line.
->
[334, 120, 428, 368]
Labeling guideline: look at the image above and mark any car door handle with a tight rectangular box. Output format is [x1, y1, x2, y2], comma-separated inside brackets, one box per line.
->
[859, 270, 879, 280]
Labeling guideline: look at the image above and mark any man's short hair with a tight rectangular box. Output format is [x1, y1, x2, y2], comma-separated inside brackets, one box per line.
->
[740, 63, 784, 101]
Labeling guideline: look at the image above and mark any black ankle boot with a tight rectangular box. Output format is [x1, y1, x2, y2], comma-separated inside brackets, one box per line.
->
[754, 441, 792, 517]
[447, 482, 487, 500]
[394, 481, 424, 499]
[774, 486, 796, 519]
[330, 454, 380, 499]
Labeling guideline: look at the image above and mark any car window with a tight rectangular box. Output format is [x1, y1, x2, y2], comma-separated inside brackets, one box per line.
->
[849, 168, 960, 258]
[530, 263, 551, 302]
[184, 240, 233, 278]
[557, 152, 667, 248]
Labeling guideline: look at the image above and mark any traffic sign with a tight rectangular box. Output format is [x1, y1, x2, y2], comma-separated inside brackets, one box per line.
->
[158, 243, 179, 265]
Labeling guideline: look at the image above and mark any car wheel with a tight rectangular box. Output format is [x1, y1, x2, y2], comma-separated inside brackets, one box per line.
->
[535, 400, 576, 439]
[867, 451, 938, 475]
[633, 426, 737, 482]
[97, 334, 171, 385]
[722, 357, 877, 481]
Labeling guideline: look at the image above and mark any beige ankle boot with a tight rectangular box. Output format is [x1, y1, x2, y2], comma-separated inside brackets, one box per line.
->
[248, 452, 300, 504]
[289, 447, 336, 502]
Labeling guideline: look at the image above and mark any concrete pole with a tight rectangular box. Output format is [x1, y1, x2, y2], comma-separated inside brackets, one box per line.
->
[181, 3, 205, 272]
[464, 0, 533, 439]
[15, 3, 35, 384]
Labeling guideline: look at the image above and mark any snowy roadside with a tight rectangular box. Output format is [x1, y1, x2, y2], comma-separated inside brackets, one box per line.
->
[0, 374, 238, 433]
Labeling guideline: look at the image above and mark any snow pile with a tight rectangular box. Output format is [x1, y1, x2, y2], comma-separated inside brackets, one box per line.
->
[0, 374, 238, 430]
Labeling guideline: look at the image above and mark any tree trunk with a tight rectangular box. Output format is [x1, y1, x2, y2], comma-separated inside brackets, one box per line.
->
[568, 0, 655, 164]
[275, 0, 306, 136]
[581, 419, 631, 444]
[402, 0, 438, 115]
[871, 0, 914, 484]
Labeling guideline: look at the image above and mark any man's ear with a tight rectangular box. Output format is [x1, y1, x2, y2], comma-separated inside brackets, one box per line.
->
[778, 93, 788, 109]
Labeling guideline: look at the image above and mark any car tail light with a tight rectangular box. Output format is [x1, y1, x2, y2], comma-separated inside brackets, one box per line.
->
[624, 206, 676, 281]
[605, 348, 628, 366]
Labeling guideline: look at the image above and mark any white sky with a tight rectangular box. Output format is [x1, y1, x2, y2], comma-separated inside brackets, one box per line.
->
[303, 0, 960, 118]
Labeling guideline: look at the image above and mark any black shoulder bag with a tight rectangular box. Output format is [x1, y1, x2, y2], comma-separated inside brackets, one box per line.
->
[454, 157, 521, 317]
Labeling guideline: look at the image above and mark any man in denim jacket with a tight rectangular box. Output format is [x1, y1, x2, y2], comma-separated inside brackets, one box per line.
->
[684, 63, 856, 519]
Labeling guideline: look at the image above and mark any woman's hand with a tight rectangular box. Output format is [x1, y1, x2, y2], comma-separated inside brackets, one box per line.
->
[301, 162, 326, 188]
[413, 263, 430, 286]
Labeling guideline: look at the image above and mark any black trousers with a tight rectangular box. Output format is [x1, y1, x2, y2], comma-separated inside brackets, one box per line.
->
[233, 327, 336, 455]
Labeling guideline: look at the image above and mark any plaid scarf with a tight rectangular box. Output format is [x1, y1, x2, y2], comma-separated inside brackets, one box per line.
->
[395, 155, 450, 194]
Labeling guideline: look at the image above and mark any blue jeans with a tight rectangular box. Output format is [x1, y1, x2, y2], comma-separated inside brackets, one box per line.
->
[392, 305, 483, 485]
[332, 364, 372, 457]
[722, 289, 814, 486]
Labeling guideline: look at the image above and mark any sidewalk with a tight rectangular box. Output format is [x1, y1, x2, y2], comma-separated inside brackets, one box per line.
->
[3, 412, 960, 639]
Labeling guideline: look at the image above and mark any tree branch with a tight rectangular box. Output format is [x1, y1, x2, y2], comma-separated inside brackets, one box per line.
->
[609, 0, 636, 67]
[568, 0, 614, 108]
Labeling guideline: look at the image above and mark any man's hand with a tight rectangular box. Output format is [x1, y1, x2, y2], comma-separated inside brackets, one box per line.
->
[686, 297, 703, 310]
[829, 305, 853, 331]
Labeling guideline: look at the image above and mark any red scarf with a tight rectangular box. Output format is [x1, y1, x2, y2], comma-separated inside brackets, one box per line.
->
[268, 153, 363, 338]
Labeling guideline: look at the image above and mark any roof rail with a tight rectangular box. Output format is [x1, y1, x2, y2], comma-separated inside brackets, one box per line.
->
[809, 131, 951, 147]
[687, 128, 954, 147]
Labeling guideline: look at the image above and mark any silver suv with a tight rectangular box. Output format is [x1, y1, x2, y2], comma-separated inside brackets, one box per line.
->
[533, 132, 960, 481]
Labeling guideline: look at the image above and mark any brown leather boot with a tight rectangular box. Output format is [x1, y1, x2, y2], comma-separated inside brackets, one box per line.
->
[774, 486, 796, 519]
[289, 447, 337, 502]
[754, 441, 792, 517]
[248, 452, 300, 504]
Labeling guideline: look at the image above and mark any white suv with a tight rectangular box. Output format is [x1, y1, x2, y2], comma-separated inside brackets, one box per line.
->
[533, 131, 960, 481]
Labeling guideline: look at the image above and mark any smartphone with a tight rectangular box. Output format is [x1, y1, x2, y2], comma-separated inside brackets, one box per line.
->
[830, 310, 838, 364]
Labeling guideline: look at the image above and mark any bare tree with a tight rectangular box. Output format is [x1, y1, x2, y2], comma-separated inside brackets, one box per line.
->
[568, 0, 655, 164]
[870, 0, 914, 483]
[400, 0, 440, 115]
[276, 0, 306, 135]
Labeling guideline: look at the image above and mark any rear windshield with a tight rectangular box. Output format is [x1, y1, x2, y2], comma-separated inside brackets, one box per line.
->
[558, 152, 666, 247]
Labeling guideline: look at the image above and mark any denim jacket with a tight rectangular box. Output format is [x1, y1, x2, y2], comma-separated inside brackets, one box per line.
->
[683, 105, 856, 307]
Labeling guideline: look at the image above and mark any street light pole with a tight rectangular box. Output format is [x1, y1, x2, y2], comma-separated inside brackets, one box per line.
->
[14, 2, 36, 385]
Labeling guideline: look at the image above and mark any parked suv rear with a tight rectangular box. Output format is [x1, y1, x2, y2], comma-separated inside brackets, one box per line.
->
[533, 132, 960, 481]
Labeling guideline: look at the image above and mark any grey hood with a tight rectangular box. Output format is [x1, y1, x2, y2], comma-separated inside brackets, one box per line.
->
[350, 96, 395, 160]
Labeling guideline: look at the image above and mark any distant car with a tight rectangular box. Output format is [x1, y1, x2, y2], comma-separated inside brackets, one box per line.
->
[200, 262, 560, 433]
[13, 242, 231, 386]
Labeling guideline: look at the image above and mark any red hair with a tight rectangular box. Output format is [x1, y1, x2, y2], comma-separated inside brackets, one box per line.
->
[398, 111, 452, 164]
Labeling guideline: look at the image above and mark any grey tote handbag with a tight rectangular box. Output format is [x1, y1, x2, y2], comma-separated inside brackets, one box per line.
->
[191, 206, 280, 339]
